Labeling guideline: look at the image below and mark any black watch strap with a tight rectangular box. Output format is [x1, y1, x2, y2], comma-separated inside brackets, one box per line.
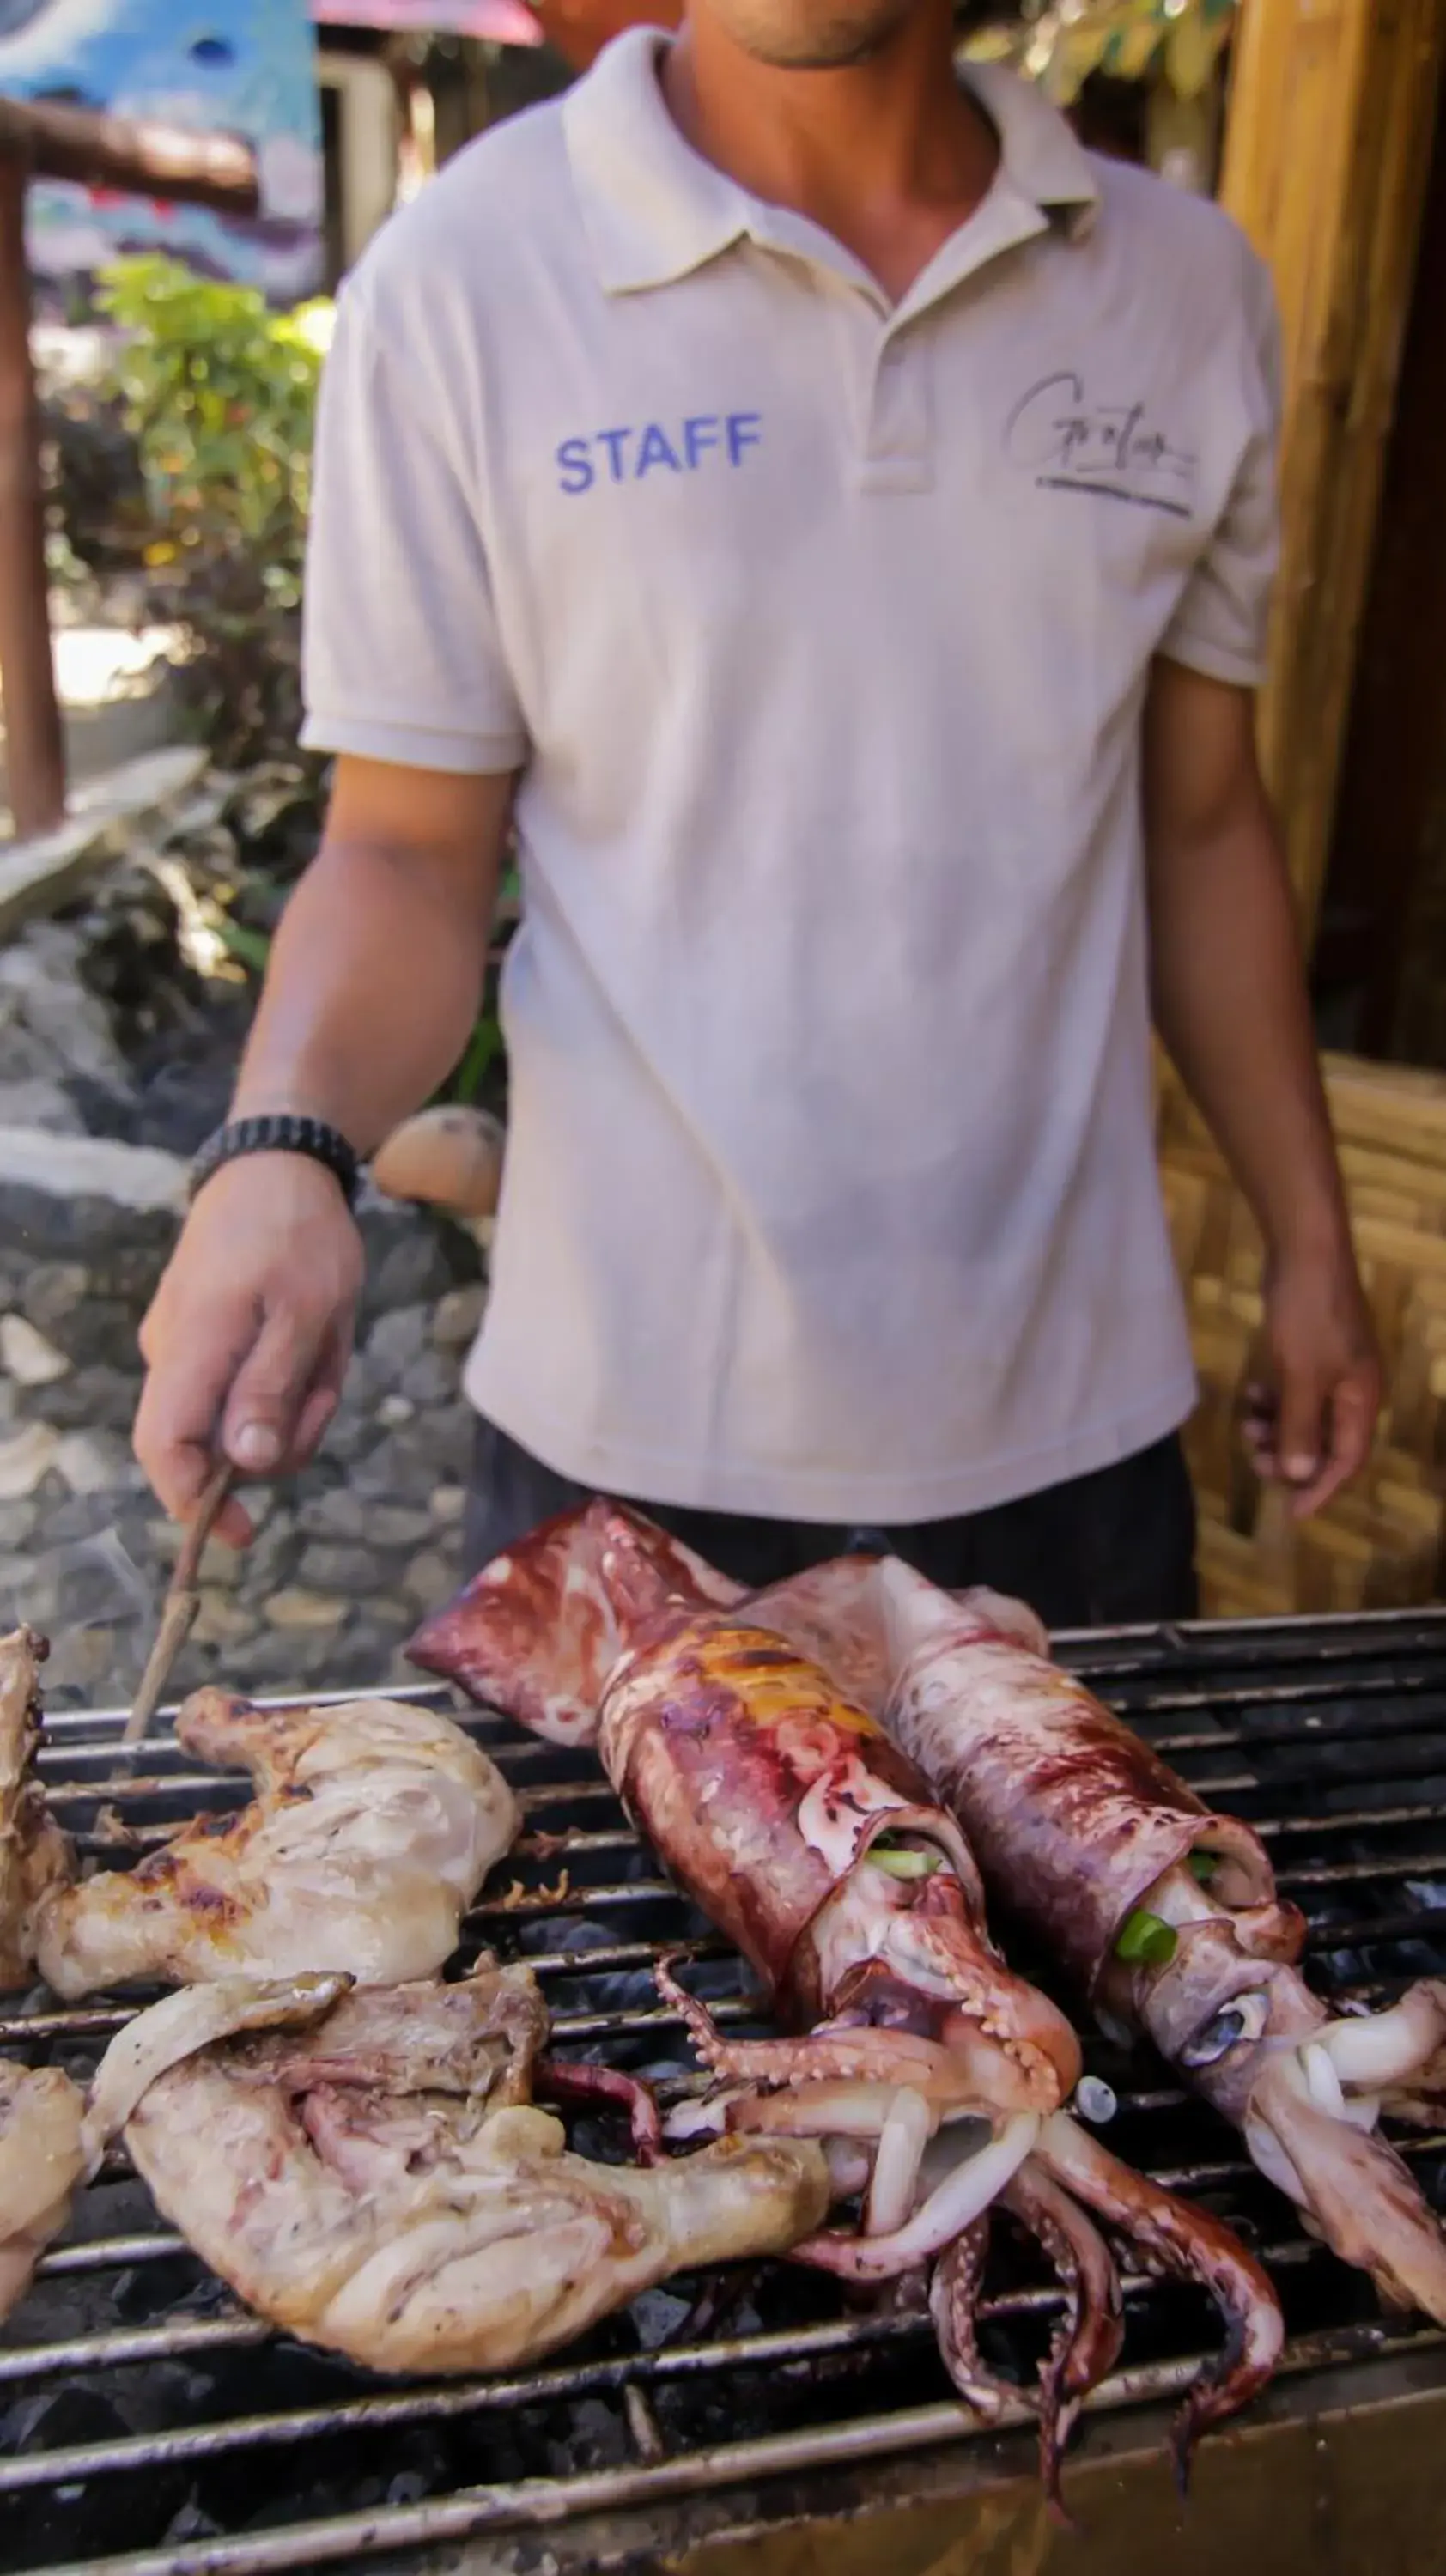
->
[188, 1114, 362, 1210]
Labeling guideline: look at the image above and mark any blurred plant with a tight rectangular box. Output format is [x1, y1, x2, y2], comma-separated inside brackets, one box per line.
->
[88, 258, 335, 766]
[961, 0, 1236, 101]
[39, 378, 150, 590]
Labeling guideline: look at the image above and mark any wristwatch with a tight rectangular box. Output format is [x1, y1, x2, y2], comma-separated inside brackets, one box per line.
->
[187, 1113, 362, 1211]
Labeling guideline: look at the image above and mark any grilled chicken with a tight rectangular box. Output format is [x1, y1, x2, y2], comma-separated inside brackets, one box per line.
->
[0, 1629, 73, 1984]
[117, 1962, 831, 2375]
[0, 2060, 85, 2322]
[0, 1629, 86, 2319]
[33, 1690, 519, 1999]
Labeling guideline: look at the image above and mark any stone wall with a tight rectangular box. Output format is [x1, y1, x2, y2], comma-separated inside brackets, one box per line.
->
[0, 1128, 486, 1710]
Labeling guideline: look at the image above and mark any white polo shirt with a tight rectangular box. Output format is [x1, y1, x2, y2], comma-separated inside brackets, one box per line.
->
[301, 31, 1281, 1522]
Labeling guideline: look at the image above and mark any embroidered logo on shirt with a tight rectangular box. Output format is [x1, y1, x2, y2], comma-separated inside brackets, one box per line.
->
[556, 414, 762, 494]
[1006, 373, 1198, 519]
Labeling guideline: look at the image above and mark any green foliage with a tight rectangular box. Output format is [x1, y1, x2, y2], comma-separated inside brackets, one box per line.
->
[90, 258, 334, 765]
[55, 259, 516, 1108]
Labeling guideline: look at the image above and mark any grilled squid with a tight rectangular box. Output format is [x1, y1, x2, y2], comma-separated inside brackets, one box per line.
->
[745, 1554, 1446, 2332]
[411, 1504, 1280, 2494]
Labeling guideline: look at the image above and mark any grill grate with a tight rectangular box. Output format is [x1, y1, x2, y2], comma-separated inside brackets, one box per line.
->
[7, 1610, 1446, 2573]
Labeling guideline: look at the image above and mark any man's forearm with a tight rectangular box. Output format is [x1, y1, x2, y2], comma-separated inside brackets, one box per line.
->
[1147, 803, 1349, 1265]
[231, 835, 493, 1154]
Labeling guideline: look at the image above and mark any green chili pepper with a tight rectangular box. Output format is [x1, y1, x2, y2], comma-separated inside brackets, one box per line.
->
[1115, 1908, 1179, 1967]
[1188, 1850, 1218, 1883]
[868, 1843, 943, 1880]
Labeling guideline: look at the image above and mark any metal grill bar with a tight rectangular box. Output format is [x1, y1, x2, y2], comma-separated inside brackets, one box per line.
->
[39, 2233, 187, 2276]
[3, 2195, 1340, 2402]
[0, 1987, 758, 2052]
[9, 2114, 1440, 2397]
[8, 1615, 1446, 2576]
[35, 2321, 1446, 2576]
[0, 2232, 1348, 2498]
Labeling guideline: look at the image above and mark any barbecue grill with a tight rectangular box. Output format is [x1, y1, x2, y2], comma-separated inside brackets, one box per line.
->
[8, 1608, 1446, 2576]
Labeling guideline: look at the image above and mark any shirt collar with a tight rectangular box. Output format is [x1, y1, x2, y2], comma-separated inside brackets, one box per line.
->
[562, 28, 1100, 297]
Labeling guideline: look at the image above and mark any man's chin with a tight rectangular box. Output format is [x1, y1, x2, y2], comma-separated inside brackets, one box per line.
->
[732, 6, 912, 66]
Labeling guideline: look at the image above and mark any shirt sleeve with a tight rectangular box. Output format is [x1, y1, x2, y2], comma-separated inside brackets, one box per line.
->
[300, 270, 528, 775]
[1157, 240, 1283, 690]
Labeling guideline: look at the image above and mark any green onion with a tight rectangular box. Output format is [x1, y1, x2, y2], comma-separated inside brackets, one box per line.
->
[1115, 1908, 1179, 1967]
[1188, 1850, 1218, 1883]
[868, 1843, 943, 1880]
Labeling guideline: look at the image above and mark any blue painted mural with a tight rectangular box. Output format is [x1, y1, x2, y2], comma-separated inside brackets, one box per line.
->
[0, 0, 323, 304]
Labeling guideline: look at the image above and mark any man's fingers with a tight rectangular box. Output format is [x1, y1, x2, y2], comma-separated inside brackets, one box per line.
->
[1289, 1370, 1380, 1522]
[292, 1382, 340, 1467]
[131, 1403, 213, 1528]
[133, 1300, 261, 1524]
[289, 1321, 354, 1467]
[207, 1493, 258, 1551]
[1273, 1364, 1328, 1490]
[220, 1305, 333, 1477]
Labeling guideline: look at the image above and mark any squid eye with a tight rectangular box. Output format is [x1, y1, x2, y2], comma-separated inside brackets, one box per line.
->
[1181, 1990, 1270, 2069]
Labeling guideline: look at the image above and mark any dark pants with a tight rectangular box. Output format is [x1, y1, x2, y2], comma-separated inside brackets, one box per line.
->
[462, 1419, 1199, 1630]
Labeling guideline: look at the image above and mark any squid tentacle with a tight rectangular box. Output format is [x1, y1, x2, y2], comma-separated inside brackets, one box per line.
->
[927, 2216, 1017, 2424]
[927, 2166, 1123, 2525]
[1246, 2050, 1446, 2318]
[791, 2112, 1040, 2279]
[1315, 1979, 1446, 2123]
[1002, 2154, 1125, 2512]
[654, 1956, 963, 2100]
[1037, 2111, 1284, 2490]
[534, 2057, 662, 2164]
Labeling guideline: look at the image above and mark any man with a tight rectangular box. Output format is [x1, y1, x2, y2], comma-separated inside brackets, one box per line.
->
[133, 0, 1380, 1624]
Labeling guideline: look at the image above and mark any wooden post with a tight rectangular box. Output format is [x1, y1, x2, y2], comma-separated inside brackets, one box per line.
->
[1218, 0, 1446, 946]
[0, 100, 258, 204]
[0, 97, 258, 842]
[0, 152, 64, 840]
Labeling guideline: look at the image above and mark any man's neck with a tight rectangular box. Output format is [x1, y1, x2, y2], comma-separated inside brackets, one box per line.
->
[661, 2, 999, 302]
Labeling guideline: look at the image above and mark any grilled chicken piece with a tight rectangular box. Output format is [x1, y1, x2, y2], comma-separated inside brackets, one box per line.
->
[0, 1629, 87, 2319]
[34, 1691, 519, 2000]
[0, 1629, 74, 1986]
[0, 2060, 85, 2322]
[118, 1962, 831, 2375]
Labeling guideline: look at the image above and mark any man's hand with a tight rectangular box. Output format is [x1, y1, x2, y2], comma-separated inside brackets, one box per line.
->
[130, 757, 516, 1541]
[134, 1157, 364, 1546]
[1144, 659, 1381, 1521]
[1243, 1244, 1382, 1520]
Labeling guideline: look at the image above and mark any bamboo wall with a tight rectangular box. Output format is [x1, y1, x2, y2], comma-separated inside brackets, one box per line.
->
[1160, 1058, 1446, 1618]
[1219, 0, 1446, 940]
[1151, 4, 1446, 1618]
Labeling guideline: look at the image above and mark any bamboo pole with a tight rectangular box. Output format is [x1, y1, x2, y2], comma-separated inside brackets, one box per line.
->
[0, 155, 63, 840]
[0, 98, 258, 211]
[1218, 0, 1446, 945]
[0, 100, 258, 841]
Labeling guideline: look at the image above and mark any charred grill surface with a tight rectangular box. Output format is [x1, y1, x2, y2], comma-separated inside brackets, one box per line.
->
[6, 1611, 1446, 2572]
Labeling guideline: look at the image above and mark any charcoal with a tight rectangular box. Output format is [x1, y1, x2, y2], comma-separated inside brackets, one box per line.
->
[161, 2494, 223, 2545]
[628, 2288, 691, 2349]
